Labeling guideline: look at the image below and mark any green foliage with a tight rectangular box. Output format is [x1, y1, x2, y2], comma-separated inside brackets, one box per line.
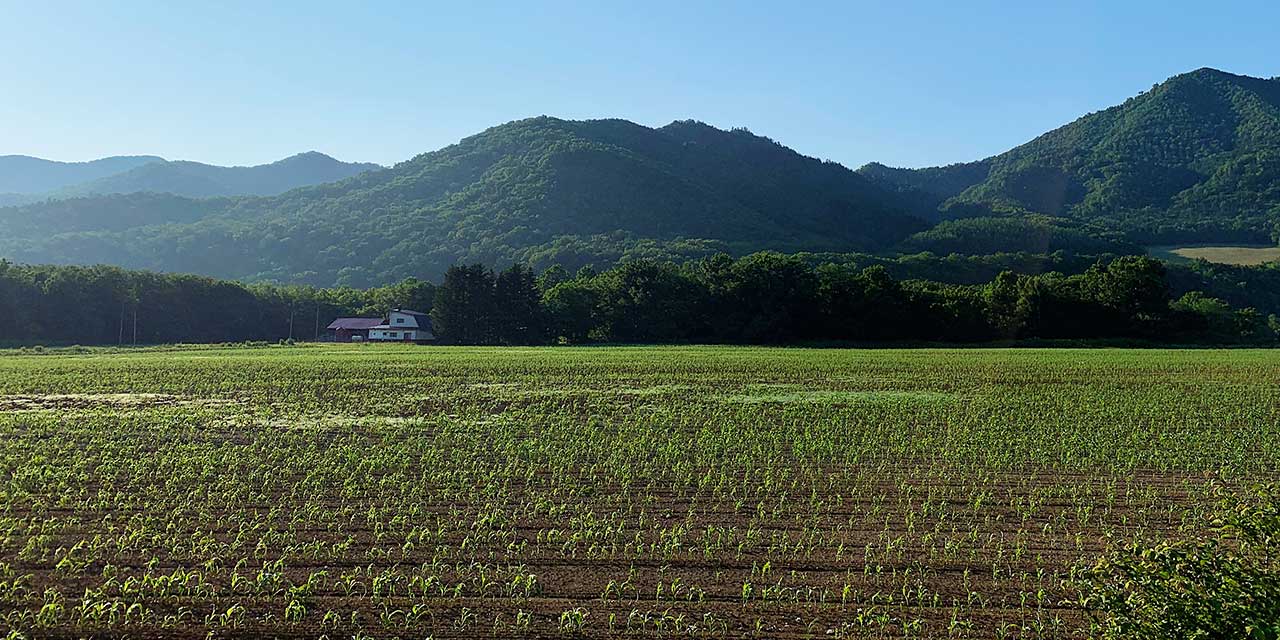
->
[430, 264, 546, 345]
[900, 216, 1138, 255]
[1075, 484, 1280, 640]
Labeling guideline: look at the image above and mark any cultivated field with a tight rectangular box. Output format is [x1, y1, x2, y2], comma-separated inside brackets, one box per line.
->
[1148, 243, 1280, 265]
[1, 345, 1278, 639]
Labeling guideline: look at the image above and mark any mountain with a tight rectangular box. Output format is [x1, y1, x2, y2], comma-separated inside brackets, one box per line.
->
[860, 68, 1280, 245]
[856, 161, 992, 220]
[50, 152, 383, 199]
[0, 117, 926, 286]
[0, 155, 162, 194]
[9, 68, 1279, 285]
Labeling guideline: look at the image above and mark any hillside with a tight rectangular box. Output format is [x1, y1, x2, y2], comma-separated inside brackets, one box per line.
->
[860, 68, 1280, 245]
[0, 118, 926, 286]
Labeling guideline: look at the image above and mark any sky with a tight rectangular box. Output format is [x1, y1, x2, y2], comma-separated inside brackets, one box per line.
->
[1, 1, 1278, 170]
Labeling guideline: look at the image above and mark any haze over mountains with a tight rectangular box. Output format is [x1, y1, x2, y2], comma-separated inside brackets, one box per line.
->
[0, 152, 381, 206]
[0, 67, 1277, 286]
[0, 155, 163, 205]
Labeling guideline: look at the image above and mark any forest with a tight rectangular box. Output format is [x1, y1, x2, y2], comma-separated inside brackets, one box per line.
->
[1, 253, 1272, 347]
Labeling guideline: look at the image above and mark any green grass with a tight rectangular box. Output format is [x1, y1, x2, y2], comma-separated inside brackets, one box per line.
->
[1, 344, 1278, 638]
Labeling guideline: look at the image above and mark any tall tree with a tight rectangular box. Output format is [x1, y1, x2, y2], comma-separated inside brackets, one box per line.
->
[494, 264, 546, 344]
[431, 265, 497, 344]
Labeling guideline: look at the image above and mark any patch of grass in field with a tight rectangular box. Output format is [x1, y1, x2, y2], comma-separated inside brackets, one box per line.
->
[726, 384, 954, 406]
[1149, 243, 1280, 265]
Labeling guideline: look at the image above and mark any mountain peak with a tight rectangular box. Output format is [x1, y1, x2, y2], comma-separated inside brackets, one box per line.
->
[1159, 66, 1277, 92]
[290, 150, 335, 160]
[273, 151, 341, 166]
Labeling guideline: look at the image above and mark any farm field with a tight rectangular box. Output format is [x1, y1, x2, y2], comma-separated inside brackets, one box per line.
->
[1148, 243, 1280, 265]
[1, 345, 1278, 639]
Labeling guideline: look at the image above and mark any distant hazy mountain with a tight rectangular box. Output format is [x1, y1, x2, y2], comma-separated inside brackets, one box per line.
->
[52, 152, 383, 199]
[0, 117, 924, 285]
[860, 68, 1280, 245]
[0, 152, 381, 206]
[0, 155, 162, 194]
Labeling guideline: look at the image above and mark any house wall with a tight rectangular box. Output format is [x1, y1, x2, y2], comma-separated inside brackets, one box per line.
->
[331, 329, 371, 343]
[369, 329, 416, 341]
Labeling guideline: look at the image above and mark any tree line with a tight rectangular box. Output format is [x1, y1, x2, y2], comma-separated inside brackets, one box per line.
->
[1, 254, 1274, 347]
[430, 253, 1277, 345]
[0, 260, 433, 346]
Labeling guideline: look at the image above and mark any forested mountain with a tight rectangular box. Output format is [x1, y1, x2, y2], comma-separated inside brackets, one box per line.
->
[857, 161, 992, 218]
[860, 68, 1280, 245]
[0, 118, 926, 286]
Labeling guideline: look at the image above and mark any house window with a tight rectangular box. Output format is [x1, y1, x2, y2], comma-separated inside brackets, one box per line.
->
[396, 318, 405, 324]
[388, 332, 398, 339]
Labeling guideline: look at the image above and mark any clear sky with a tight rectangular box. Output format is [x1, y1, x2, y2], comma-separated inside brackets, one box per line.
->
[2, 1, 1278, 169]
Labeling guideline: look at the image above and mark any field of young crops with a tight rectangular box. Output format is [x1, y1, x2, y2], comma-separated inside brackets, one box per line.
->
[1, 345, 1278, 639]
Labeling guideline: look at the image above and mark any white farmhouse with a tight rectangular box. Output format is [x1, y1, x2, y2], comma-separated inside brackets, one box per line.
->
[368, 309, 435, 342]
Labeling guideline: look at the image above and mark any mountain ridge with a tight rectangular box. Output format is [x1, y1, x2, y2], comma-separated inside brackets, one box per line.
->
[0, 152, 382, 204]
[0, 155, 163, 194]
[53, 151, 384, 199]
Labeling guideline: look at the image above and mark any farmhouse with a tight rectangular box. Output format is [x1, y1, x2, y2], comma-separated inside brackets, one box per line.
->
[326, 309, 435, 343]
[369, 309, 435, 342]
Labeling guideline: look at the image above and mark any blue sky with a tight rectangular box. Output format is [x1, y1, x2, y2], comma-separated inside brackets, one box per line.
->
[2, 1, 1277, 169]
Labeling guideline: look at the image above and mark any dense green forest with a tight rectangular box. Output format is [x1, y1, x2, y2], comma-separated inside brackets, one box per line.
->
[2, 254, 1272, 347]
[860, 68, 1280, 245]
[897, 216, 1138, 255]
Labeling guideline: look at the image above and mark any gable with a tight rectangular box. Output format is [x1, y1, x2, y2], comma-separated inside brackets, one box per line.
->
[388, 311, 421, 329]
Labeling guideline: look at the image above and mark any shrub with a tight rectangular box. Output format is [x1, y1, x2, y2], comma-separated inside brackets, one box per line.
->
[1074, 484, 1280, 639]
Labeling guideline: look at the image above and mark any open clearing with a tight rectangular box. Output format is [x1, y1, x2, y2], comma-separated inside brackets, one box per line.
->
[1149, 243, 1280, 265]
[1, 345, 1278, 638]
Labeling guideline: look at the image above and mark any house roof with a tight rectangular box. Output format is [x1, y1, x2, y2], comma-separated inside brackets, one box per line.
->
[392, 308, 429, 317]
[326, 318, 383, 331]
